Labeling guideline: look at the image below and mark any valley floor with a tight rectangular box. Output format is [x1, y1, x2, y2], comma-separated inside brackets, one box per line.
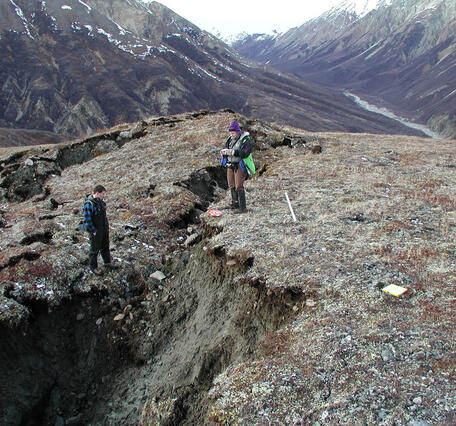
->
[345, 92, 442, 139]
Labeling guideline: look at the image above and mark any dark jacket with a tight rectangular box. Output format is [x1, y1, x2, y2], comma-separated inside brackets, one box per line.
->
[83, 195, 108, 233]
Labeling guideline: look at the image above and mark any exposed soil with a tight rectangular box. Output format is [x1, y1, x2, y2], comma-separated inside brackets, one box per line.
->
[1, 239, 304, 425]
[0, 112, 306, 424]
[1, 110, 455, 425]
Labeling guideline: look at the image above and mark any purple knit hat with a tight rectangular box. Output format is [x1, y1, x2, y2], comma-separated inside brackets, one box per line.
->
[228, 120, 241, 134]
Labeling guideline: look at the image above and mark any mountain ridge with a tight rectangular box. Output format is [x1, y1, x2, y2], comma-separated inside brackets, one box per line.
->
[0, 0, 431, 143]
[233, 0, 456, 138]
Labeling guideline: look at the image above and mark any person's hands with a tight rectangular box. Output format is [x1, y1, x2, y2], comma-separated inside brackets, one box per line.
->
[221, 149, 234, 156]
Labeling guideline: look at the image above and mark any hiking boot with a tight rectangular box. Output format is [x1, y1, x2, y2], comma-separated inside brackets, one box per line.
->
[104, 262, 120, 270]
[230, 188, 239, 209]
[221, 189, 239, 210]
[234, 189, 247, 214]
[90, 267, 104, 276]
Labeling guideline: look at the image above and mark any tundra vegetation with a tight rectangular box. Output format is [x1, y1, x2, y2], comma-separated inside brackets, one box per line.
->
[0, 110, 455, 425]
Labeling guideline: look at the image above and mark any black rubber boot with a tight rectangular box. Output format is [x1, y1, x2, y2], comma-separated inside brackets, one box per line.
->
[234, 189, 247, 213]
[231, 188, 239, 209]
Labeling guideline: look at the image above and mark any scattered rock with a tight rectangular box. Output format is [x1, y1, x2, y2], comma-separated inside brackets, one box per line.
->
[150, 271, 166, 281]
[342, 212, 374, 224]
[113, 313, 125, 321]
[342, 335, 352, 344]
[184, 233, 200, 247]
[65, 414, 83, 425]
[381, 348, 396, 362]
[413, 396, 423, 405]
[118, 131, 133, 140]
[408, 421, 430, 426]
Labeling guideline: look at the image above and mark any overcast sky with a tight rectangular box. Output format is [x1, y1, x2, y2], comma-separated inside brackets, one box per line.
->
[149, 0, 345, 37]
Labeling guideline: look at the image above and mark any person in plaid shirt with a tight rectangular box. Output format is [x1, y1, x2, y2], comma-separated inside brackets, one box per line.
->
[82, 184, 117, 275]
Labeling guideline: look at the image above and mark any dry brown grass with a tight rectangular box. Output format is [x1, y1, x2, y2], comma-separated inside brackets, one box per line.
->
[1, 112, 455, 424]
[206, 129, 456, 424]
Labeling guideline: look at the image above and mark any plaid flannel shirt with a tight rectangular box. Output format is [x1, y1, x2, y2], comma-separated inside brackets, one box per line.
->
[82, 199, 97, 233]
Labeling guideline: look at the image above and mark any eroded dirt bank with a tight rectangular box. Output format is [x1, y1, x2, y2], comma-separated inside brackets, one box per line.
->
[0, 294, 129, 425]
[1, 110, 455, 425]
[0, 110, 308, 425]
[92, 243, 304, 425]
[1, 238, 304, 425]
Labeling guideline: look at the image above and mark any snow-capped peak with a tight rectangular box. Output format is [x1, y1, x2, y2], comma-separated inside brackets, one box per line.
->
[329, 0, 392, 18]
[217, 29, 281, 46]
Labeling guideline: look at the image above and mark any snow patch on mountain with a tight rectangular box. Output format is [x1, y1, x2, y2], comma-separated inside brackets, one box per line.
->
[327, 0, 447, 33]
[107, 18, 129, 36]
[9, 0, 35, 39]
[220, 30, 282, 47]
[78, 0, 92, 13]
[326, 0, 393, 19]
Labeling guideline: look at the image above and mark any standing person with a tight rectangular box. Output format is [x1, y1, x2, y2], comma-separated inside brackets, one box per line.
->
[82, 185, 116, 275]
[220, 120, 253, 213]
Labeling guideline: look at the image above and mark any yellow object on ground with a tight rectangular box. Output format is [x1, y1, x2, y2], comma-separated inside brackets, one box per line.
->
[382, 284, 408, 297]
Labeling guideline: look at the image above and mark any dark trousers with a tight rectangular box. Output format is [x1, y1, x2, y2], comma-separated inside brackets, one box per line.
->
[89, 229, 111, 269]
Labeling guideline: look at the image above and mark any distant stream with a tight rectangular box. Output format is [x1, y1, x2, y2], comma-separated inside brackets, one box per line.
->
[345, 92, 441, 139]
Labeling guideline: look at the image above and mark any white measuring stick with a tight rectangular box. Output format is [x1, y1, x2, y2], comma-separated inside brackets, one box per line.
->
[285, 192, 297, 222]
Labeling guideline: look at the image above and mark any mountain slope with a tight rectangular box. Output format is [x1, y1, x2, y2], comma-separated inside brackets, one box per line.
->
[0, 127, 65, 148]
[0, 0, 428, 142]
[234, 0, 456, 138]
